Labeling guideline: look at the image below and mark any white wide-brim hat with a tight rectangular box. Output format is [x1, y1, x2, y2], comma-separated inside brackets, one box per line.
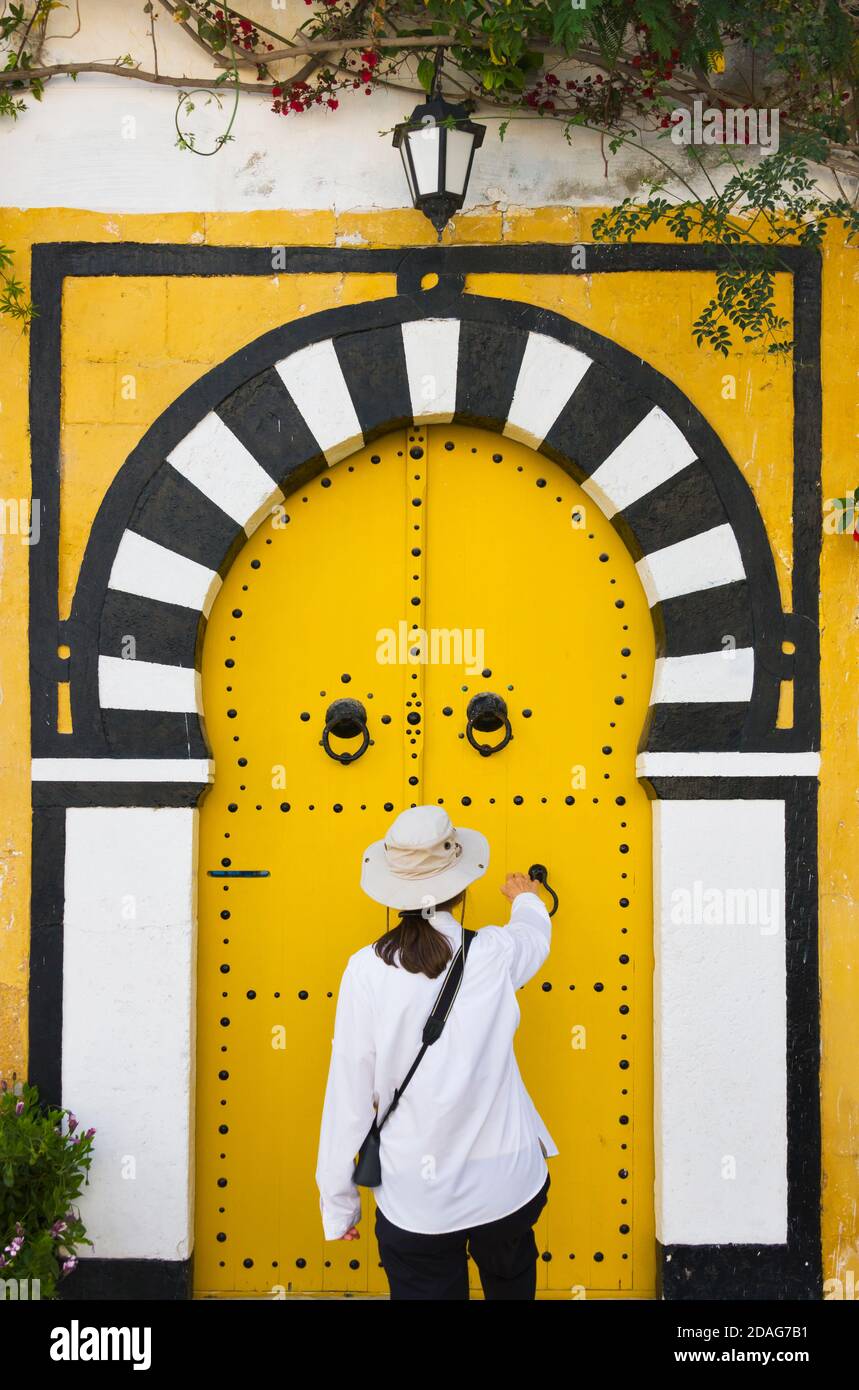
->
[361, 805, 489, 911]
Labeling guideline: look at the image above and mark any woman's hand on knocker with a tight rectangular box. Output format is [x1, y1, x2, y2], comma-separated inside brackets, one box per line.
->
[501, 872, 543, 902]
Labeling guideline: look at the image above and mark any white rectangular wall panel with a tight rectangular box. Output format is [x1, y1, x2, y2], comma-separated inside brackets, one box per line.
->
[653, 799, 787, 1244]
[62, 807, 199, 1261]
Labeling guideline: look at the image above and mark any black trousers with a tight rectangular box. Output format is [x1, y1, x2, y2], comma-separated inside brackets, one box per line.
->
[375, 1172, 551, 1301]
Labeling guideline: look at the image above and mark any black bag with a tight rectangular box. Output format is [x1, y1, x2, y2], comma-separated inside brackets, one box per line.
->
[352, 927, 476, 1188]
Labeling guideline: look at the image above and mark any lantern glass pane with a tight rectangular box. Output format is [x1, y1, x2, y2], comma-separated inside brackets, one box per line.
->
[444, 128, 474, 195]
[406, 124, 441, 196]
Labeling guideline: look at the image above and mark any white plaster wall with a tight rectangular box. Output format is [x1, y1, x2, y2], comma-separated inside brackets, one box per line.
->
[62, 806, 198, 1262]
[652, 799, 788, 1246]
[0, 0, 829, 214]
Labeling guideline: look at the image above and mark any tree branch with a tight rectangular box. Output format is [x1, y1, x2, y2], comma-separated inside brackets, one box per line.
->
[0, 60, 280, 94]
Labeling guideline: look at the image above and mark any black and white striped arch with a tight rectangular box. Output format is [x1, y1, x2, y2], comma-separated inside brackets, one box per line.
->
[79, 293, 785, 763]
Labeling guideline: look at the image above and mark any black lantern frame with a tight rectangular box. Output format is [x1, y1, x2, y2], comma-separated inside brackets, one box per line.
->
[392, 93, 486, 240]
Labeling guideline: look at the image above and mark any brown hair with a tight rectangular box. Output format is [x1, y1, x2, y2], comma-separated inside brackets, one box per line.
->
[372, 891, 466, 978]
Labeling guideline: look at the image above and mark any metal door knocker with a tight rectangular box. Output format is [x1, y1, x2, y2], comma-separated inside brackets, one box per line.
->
[321, 698, 371, 763]
[465, 692, 513, 757]
[528, 863, 559, 916]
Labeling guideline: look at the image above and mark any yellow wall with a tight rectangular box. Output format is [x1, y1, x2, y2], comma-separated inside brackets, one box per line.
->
[0, 204, 855, 1288]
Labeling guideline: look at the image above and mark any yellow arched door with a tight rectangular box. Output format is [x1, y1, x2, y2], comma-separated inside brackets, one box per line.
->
[194, 424, 655, 1299]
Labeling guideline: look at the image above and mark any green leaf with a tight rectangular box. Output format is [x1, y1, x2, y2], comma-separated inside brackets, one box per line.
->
[417, 57, 435, 94]
[198, 21, 226, 53]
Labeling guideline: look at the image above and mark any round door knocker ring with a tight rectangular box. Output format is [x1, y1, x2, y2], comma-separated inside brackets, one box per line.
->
[466, 717, 513, 758]
[465, 692, 513, 758]
[321, 698, 371, 764]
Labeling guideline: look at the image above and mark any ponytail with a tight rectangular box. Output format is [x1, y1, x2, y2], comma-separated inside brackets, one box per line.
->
[373, 892, 466, 978]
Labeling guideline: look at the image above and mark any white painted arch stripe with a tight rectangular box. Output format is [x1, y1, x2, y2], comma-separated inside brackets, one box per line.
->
[98, 655, 201, 714]
[167, 412, 283, 531]
[108, 529, 220, 615]
[275, 339, 363, 465]
[32, 758, 214, 783]
[582, 405, 698, 520]
[503, 332, 592, 449]
[651, 648, 755, 704]
[401, 319, 460, 423]
[635, 523, 746, 607]
[638, 751, 820, 778]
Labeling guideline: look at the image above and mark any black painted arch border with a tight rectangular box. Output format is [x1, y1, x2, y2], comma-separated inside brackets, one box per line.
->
[29, 241, 821, 763]
[27, 246, 820, 764]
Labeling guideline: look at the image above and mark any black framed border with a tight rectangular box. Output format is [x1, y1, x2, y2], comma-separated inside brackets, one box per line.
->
[25, 239, 822, 1302]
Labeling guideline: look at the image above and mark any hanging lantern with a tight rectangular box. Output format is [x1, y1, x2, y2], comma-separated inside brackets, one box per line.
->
[392, 54, 485, 241]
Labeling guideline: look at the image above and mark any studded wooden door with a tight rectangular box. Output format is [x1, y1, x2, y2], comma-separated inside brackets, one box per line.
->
[194, 424, 656, 1299]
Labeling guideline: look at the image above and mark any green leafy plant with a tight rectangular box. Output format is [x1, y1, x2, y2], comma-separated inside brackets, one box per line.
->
[593, 140, 859, 353]
[0, 244, 35, 328]
[1, 2, 858, 351]
[0, 1079, 96, 1300]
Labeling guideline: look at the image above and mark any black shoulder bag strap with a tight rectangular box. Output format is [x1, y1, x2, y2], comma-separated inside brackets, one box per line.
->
[352, 926, 476, 1188]
[380, 924, 476, 1129]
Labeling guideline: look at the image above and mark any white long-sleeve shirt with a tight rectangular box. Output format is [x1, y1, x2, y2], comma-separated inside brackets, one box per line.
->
[315, 891, 559, 1239]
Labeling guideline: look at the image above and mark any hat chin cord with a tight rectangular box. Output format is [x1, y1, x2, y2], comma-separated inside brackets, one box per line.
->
[385, 888, 467, 934]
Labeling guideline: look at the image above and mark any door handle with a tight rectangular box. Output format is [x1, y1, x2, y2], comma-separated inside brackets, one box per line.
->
[465, 692, 513, 757]
[528, 863, 559, 917]
[321, 698, 371, 764]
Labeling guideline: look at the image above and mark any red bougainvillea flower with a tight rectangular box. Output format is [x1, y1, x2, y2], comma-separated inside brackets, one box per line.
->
[271, 86, 282, 98]
[327, 98, 339, 109]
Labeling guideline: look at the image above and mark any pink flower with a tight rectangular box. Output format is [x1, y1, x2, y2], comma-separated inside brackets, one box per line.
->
[62, 1257, 78, 1275]
[67, 1113, 78, 1134]
[15, 1100, 24, 1116]
[51, 1220, 68, 1238]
